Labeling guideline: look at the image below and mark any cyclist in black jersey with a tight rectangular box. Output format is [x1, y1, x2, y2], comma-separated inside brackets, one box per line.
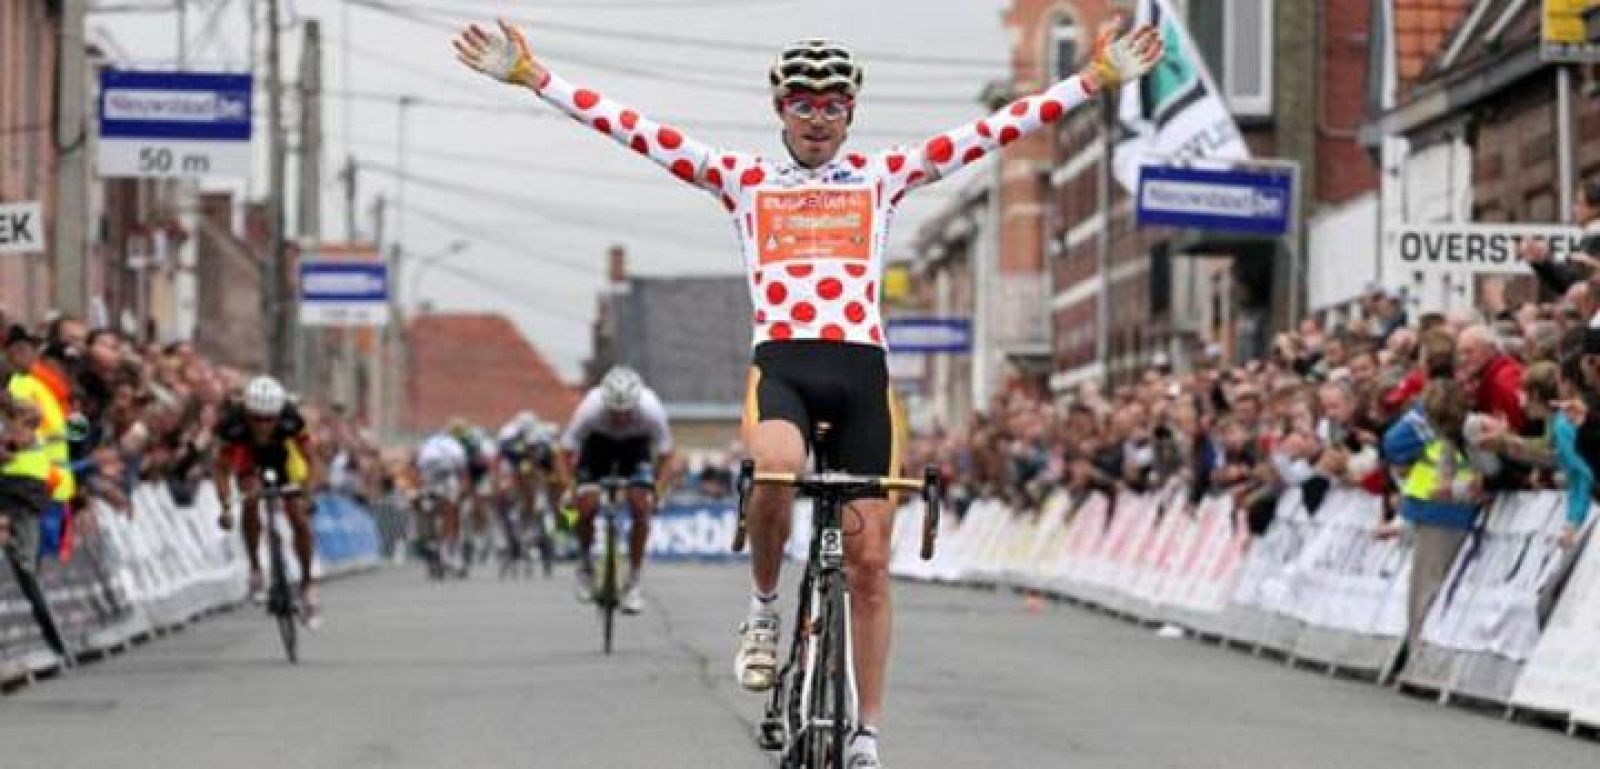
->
[214, 376, 323, 626]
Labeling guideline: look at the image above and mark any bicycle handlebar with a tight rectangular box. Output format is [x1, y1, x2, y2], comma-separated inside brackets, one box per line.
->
[256, 484, 305, 499]
[748, 470, 927, 493]
[731, 460, 944, 561]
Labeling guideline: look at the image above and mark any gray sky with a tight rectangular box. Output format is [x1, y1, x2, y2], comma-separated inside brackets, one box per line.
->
[93, 0, 1012, 378]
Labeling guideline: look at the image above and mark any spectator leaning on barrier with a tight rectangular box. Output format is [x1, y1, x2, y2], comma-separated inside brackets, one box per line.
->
[1382, 366, 1485, 651]
[1456, 324, 1526, 433]
[4, 325, 76, 562]
[1484, 361, 1594, 549]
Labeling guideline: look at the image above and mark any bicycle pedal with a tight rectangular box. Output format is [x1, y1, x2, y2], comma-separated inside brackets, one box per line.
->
[756, 717, 785, 751]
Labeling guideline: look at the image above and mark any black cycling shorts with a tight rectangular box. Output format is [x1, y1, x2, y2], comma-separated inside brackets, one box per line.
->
[574, 433, 655, 487]
[744, 340, 903, 482]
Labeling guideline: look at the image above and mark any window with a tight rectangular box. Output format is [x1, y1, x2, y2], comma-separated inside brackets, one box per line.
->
[1049, 16, 1081, 83]
[1149, 244, 1171, 316]
[1188, 0, 1274, 118]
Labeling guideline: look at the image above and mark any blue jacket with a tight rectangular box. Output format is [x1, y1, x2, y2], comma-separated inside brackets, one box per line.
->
[1382, 407, 1481, 530]
[1553, 412, 1594, 528]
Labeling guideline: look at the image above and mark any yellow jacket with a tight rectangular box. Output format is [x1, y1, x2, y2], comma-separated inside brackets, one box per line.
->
[4, 373, 76, 501]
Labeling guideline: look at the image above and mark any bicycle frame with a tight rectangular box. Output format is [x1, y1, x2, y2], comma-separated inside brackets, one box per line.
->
[592, 476, 634, 654]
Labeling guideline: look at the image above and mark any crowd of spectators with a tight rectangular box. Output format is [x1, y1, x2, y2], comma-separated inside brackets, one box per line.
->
[911, 281, 1600, 544]
[0, 307, 387, 564]
[907, 195, 1600, 642]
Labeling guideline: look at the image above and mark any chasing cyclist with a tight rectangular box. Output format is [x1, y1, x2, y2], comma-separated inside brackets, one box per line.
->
[450, 419, 496, 566]
[495, 411, 561, 568]
[454, 18, 1161, 766]
[557, 367, 674, 614]
[415, 426, 473, 575]
[215, 376, 324, 627]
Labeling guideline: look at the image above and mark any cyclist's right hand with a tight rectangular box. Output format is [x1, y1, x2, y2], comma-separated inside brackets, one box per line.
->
[452, 19, 546, 87]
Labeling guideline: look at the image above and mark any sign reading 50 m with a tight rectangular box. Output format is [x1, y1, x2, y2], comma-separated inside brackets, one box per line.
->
[98, 70, 252, 180]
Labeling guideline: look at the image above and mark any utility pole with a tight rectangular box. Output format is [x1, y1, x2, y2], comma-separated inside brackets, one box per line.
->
[177, 0, 187, 68]
[53, 0, 89, 317]
[265, 0, 290, 379]
[385, 97, 414, 439]
[371, 194, 387, 433]
[1558, 65, 1575, 221]
[297, 20, 324, 395]
[341, 156, 358, 243]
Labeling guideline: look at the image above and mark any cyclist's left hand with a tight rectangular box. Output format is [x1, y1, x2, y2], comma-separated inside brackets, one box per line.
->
[1087, 19, 1163, 90]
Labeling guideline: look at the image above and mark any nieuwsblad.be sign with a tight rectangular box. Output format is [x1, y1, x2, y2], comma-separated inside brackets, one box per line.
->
[1382, 224, 1588, 278]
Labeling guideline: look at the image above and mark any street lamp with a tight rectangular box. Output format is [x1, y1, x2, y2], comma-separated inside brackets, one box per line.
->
[407, 239, 471, 314]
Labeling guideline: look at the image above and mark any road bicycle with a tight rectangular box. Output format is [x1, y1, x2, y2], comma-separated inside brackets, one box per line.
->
[732, 446, 942, 768]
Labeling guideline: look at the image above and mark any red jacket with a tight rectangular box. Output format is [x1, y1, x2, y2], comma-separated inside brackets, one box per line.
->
[1473, 353, 1526, 433]
[1382, 368, 1426, 416]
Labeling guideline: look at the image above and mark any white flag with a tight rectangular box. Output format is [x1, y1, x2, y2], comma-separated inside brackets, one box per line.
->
[1112, 0, 1251, 193]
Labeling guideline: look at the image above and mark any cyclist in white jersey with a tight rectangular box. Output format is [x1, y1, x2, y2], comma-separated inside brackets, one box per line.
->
[455, 19, 1161, 767]
[558, 367, 675, 613]
[416, 430, 472, 571]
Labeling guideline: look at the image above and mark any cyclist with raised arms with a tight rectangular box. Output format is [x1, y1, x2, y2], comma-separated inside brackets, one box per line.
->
[454, 19, 1161, 767]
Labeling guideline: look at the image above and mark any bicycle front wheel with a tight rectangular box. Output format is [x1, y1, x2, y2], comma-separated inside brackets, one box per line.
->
[277, 609, 298, 664]
[600, 517, 618, 655]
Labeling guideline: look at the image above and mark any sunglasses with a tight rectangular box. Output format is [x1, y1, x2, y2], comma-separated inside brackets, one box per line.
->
[781, 94, 853, 122]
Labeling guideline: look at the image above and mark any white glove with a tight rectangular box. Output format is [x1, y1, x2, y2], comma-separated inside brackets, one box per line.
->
[1089, 22, 1164, 90]
[453, 20, 538, 85]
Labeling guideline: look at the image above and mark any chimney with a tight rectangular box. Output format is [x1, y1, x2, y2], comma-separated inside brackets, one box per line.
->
[198, 191, 234, 235]
[243, 201, 271, 253]
[607, 244, 627, 284]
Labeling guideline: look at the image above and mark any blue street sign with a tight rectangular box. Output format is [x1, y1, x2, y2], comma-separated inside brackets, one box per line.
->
[1135, 165, 1293, 236]
[98, 70, 254, 179]
[99, 70, 252, 141]
[300, 262, 389, 327]
[885, 316, 973, 354]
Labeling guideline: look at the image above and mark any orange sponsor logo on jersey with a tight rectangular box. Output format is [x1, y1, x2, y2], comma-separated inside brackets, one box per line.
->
[755, 187, 873, 264]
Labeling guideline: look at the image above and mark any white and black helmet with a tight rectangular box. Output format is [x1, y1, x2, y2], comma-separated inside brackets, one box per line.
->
[769, 39, 863, 99]
[599, 366, 643, 412]
[243, 375, 287, 417]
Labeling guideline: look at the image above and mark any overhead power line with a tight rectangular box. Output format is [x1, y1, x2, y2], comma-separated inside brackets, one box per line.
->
[356, 155, 734, 248]
[346, 0, 1007, 71]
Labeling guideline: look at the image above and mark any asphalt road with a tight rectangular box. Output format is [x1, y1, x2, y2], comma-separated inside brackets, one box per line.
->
[0, 563, 1593, 768]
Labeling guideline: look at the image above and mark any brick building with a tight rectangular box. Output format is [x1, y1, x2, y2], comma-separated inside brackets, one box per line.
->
[975, 0, 1386, 393]
[193, 191, 269, 372]
[402, 312, 578, 440]
[1359, 0, 1596, 315]
[0, 0, 59, 321]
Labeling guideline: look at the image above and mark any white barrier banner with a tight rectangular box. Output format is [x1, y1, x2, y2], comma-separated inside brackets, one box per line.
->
[1284, 491, 1408, 637]
[1045, 492, 1111, 585]
[1166, 495, 1249, 614]
[1513, 520, 1600, 718]
[1419, 494, 1568, 659]
[1232, 490, 1315, 611]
